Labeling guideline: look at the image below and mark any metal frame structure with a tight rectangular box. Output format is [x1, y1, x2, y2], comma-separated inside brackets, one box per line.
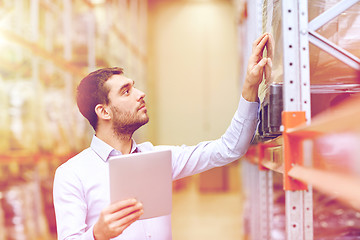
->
[308, 0, 360, 71]
[241, 0, 360, 239]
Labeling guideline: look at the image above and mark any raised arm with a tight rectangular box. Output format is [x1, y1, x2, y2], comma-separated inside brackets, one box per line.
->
[169, 33, 273, 180]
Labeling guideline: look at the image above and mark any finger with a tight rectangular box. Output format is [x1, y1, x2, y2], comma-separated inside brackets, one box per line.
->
[122, 209, 143, 226]
[257, 58, 268, 68]
[120, 214, 142, 231]
[112, 212, 142, 237]
[251, 58, 268, 77]
[106, 199, 138, 214]
[110, 208, 144, 230]
[266, 57, 272, 68]
[248, 35, 269, 66]
[106, 209, 143, 237]
[264, 58, 272, 83]
[252, 34, 269, 57]
[111, 202, 143, 222]
[252, 32, 269, 48]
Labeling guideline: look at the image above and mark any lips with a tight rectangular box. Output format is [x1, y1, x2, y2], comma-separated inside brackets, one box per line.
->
[138, 103, 146, 111]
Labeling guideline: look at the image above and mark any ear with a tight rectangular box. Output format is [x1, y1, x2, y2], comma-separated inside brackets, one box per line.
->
[95, 104, 111, 121]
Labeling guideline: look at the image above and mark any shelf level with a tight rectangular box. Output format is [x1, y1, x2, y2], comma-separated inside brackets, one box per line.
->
[288, 94, 360, 137]
[289, 165, 360, 211]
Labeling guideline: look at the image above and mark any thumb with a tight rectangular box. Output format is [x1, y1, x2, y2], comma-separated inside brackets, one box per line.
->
[264, 58, 272, 83]
[266, 57, 272, 68]
[253, 58, 268, 73]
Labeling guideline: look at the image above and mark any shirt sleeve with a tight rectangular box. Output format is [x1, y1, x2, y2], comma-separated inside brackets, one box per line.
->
[169, 96, 260, 180]
[53, 165, 95, 240]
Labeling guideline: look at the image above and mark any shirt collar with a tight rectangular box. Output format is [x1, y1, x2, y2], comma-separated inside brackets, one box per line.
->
[90, 135, 139, 162]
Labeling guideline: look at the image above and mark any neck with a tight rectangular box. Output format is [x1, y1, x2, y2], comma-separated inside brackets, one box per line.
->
[96, 127, 134, 155]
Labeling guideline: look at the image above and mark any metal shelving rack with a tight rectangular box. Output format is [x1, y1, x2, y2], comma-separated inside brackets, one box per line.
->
[238, 0, 360, 239]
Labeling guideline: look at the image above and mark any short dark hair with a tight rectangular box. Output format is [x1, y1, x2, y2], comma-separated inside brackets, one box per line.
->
[76, 67, 124, 130]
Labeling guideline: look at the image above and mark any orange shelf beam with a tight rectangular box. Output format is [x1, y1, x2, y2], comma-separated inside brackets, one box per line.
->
[288, 94, 360, 137]
[289, 165, 360, 211]
[245, 137, 283, 172]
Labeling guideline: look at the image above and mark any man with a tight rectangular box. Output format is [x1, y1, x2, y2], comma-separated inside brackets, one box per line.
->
[53, 33, 272, 240]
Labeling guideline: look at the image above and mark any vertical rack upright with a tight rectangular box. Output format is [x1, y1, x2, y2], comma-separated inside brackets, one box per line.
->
[281, 0, 313, 239]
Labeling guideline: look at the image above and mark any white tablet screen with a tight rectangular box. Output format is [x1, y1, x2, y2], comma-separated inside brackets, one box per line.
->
[109, 149, 172, 219]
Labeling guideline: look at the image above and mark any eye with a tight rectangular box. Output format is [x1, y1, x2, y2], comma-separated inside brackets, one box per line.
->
[122, 88, 131, 95]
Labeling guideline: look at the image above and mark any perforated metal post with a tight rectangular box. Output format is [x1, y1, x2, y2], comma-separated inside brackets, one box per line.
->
[259, 169, 273, 239]
[250, 162, 260, 240]
[281, 0, 313, 239]
[257, 144, 274, 240]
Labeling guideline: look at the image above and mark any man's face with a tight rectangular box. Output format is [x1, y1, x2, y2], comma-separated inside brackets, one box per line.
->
[105, 74, 149, 135]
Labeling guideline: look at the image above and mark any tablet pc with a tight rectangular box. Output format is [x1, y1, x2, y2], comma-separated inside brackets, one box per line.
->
[108, 149, 172, 219]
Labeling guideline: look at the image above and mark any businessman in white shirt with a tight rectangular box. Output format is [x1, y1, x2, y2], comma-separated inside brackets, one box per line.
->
[53, 33, 272, 240]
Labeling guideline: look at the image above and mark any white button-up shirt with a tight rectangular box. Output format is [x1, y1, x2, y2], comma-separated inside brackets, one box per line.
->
[53, 97, 259, 240]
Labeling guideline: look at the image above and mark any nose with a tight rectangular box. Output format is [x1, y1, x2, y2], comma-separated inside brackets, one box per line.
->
[136, 88, 146, 101]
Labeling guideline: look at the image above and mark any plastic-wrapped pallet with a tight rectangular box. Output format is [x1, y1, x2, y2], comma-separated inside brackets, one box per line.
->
[261, 0, 360, 91]
[308, 0, 360, 85]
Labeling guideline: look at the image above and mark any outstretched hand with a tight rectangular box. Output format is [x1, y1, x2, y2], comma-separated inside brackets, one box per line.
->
[242, 33, 273, 102]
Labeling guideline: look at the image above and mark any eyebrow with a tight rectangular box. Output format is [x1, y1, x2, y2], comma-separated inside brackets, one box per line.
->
[119, 80, 135, 93]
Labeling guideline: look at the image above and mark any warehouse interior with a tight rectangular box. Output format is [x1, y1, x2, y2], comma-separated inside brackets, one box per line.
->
[0, 0, 360, 239]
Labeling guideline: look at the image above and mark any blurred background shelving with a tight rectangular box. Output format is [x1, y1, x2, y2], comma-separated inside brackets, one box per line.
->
[0, 0, 148, 239]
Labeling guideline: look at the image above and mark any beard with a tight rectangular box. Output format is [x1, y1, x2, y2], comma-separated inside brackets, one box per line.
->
[110, 105, 149, 137]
